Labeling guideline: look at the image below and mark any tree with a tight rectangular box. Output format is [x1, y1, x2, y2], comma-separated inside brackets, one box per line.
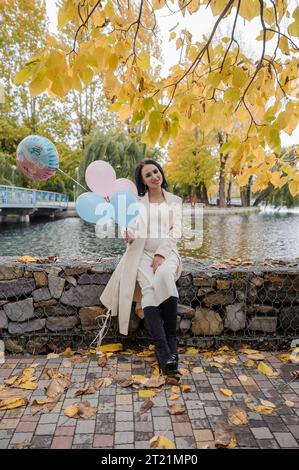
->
[14, 0, 299, 198]
[166, 129, 218, 204]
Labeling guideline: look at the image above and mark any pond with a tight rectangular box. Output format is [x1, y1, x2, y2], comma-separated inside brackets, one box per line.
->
[0, 207, 298, 261]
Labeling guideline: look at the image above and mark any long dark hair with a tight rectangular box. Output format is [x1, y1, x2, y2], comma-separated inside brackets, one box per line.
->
[135, 159, 168, 196]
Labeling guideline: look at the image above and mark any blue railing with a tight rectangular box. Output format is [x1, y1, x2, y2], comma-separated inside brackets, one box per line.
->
[0, 185, 69, 209]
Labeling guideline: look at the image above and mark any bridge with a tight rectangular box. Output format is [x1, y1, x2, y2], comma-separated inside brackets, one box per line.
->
[0, 185, 69, 223]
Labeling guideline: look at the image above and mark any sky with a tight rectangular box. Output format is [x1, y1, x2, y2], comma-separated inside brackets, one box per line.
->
[45, 0, 298, 147]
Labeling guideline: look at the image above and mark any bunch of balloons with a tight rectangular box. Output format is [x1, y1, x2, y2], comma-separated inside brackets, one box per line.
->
[76, 161, 139, 228]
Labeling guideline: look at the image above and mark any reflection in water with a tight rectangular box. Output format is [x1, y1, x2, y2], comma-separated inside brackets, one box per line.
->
[0, 212, 298, 261]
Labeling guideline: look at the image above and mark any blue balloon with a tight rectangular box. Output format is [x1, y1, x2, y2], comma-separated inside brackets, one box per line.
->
[76, 192, 108, 224]
[110, 190, 139, 227]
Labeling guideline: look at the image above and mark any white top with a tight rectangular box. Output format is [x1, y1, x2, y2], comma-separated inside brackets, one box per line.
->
[144, 201, 171, 254]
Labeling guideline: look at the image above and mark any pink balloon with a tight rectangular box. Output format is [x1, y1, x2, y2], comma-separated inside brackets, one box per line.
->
[114, 178, 138, 195]
[85, 161, 117, 198]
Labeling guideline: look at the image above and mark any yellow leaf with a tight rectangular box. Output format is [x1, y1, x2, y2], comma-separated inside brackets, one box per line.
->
[285, 400, 295, 407]
[238, 375, 248, 383]
[220, 388, 233, 397]
[150, 435, 175, 449]
[180, 384, 192, 393]
[47, 353, 60, 359]
[185, 347, 198, 354]
[258, 362, 279, 377]
[169, 394, 180, 400]
[62, 347, 72, 356]
[171, 386, 180, 394]
[192, 367, 204, 374]
[152, 0, 166, 10]
[138, 51, 150, 69]
[228, 406, 248, 425]
[239, 0, 260, 21]
[98, 343, 123, 353]
[176, 38, 183, 50]
[139, 390, 156, 398]
[14, 66, 34, 85]
[169, 31, 176, 41]
[104, 0, 114, 17]
[232, 68, 247, 89]
[288, 6, 299, 38]
[0, 397, 28, 410]
[260, 399, 276, 409]
[245, 360, 255, 368]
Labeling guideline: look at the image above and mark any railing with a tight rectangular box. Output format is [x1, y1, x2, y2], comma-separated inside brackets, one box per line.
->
[0, 185, 69, 209]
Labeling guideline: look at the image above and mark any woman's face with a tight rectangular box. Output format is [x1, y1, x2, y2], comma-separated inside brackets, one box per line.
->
[141, 164, 163, 191]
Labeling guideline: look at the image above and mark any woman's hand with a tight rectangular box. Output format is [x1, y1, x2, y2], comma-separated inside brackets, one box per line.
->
[123, 229, 135, 245]
[151, 254, 165, 273]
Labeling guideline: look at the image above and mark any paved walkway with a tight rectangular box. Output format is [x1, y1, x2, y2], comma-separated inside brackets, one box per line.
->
[0, 349, 298, 449]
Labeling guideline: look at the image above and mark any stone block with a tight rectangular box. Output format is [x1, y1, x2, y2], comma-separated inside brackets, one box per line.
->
[48, 275, 65, 299]
[0, 266, 24, 281]
[203, 292, 234, 307]
[79, 306, 107, 331]
[33, 272, 48, 287]
[191, 308, 224, 336]
[0, 278, 35, 299]
[8, 318, 46, 334]
[0, 310, 8, 329]
[177, 304, 195, 319]
[46, 316, 79, 331]
[247, 316, 277, 333]
[4, 298, 34, 322]
[32, 288, 52, 302]
[224, 303, 246, 332]
[60, 285, 104, 307]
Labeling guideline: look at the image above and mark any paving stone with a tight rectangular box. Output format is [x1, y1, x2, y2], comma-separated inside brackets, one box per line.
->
[273, 432, 299, 448]
[35, 423, 56, 435]
[173, 422, 193, 437]
[51, 436, 73, 449]
[93, 434, 114, 448]
[258, 439, 280, 449]
[193, 429, 214, 442]
[0, 440, 10, 449]
[175, 436, 197, 449]
[116, 421, 134, 432]
[114, 432, 134, 444]
[10, 432, 33, 444]
[288, 425, 299, 439]
[30, 435, 53, 449]
[76, 420, 95, 434]
[153, 416, 172, 431]
[73, 434, 93, 445]
[251, 427, 273, 439]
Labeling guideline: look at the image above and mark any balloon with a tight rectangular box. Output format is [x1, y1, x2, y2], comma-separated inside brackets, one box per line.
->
[110, 190, 139, 228]
[85, 160, 117, 198]
[16, 135, 59, 181]
[114, 178, 137, 195]
[76, 192, 108, 224]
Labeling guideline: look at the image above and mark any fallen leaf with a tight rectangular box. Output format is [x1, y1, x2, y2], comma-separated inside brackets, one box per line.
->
[149, 435, 175, 449]
[178, 368, 190, 376]
[182, 360, 196, 365]
[278, 353, 291, 362]
[228, 406, 247, 425]
[14, 256, 38, 262]
[97, 343, 123, 353]
[258, 362, 279, 377]
[213, 356, 226, 364]
[0, 397, 28, 410]
[64, 401, 97, 419]
[192, 367, 204, 374]
[31, 396, 60, 415]
[168, 403, 186, 415]
[47, 370, 71, 380]
[98, 355, 108, 368]
[140, 399, 154, 414]
[4, 369, 38, 391]
[139, 390, 156, 398]
[16, 439, 31, 449]
[244, 396, 275, 415]
[185, 347, 199, 354]
[143, 376, 165, 388]
[46, 377, 71, 399]
[62, 347, 72, 356]
[214, 418, 237, 449]
[169, 394, 180, 400]
[291, 370, 299, 379]
[47, 353, 60, 359]
[239, 348, 261, 355]
[220, 388, 233, 397]
[260, 399, 276, 409]
[285, 400, 295, 407]
[180, 384, 192, 393]
[228, 358, 238, 365]
[246, 353, 265, 361]
[74, 378, 111, 396]
[245, 360, 255, 368]
[210, 362, 223, 369]
[171, 386, 180, 394]
[0, 388, 30, 400]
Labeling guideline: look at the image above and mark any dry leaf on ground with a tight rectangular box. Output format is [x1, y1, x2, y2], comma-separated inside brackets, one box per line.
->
[98, 355, 108, 368]
[185, 347, 199, 355]
[139, 389, 156, 398]
[149, 435, 175, 449]
[74, 378, 112, 397]
[47, 353, 60, 359]
[178, 368, 190, 377]
[168, 403, 186, 415]
[4, 368, 38, 391]
[245, 360, 255, 368]
[169, 394, 180, 401]
[64, 401, 97, 419]
[192, 367, 204, 374]
[258, 362, 279, 377]
[140, 398, 154, 414]
[238, 375, 248, 383]
[246, 353, 265, 361]
[46, 377, 71, 399]
[214, 418, 237, 449]
[285, 400, 295, 407]
[244, 396, 275, 415]
[0, 397, 28, 410]
[220, 388, 233, 397]
[97, 343, 123, 353]
[31, 396, 60, 415]
[228, 406, 248, 425]
[143, 376, 165, 388]
[180, 384, 192, 393]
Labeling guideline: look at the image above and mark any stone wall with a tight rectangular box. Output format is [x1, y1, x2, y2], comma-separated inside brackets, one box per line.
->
[0, 257, 298, 353]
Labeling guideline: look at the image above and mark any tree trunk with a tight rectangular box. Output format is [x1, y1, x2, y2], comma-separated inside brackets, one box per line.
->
[227, 177, 232, 206]
[218, 133, 228, 208]
[240, 176, 253, 207]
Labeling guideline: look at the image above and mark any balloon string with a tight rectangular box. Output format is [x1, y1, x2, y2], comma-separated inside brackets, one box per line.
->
[57, 168, 88, 191]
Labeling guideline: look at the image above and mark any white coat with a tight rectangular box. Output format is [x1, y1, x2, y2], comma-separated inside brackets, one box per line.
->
[100, 189, 183, 335]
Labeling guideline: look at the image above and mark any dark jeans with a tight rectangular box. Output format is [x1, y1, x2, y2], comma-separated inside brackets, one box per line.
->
[143, 296, 178, 367]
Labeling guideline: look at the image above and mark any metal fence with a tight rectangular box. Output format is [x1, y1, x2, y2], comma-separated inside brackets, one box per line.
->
[0, 260, 298, 352]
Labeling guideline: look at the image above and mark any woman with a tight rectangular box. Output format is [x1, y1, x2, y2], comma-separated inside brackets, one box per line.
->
[100, 160, 182, 375]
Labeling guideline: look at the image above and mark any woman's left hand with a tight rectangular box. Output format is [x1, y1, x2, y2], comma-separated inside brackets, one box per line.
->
[151, 254, 165, 273]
